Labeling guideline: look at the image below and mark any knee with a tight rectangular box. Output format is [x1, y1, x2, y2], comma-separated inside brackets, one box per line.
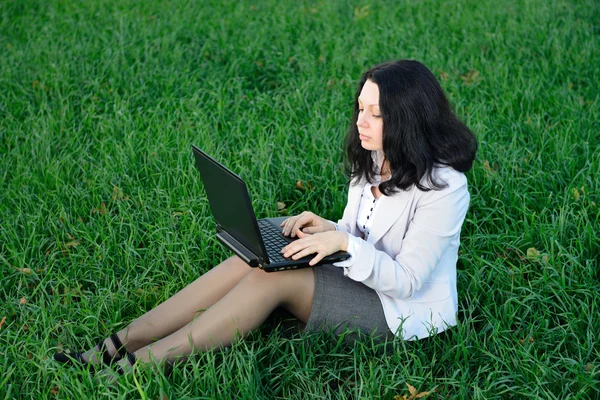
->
[222, 255, 253, 273]
[244, 267, 277, 284]
[242, 268, 294, 293]
[244, 268, 314, 300]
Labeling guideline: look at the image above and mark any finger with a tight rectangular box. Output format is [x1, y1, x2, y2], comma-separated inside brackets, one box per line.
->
[280, 218, 289, 227]
[282, 238, 315, 258]
[291, 215, 312, 238]
[309, 252, 326, 266]
[291, 245, 320, 260]
[280, 219, 291, 235]
[281, 240, 295, 254]
[294, 212, 313, 230]
[282, 217, 298, 236]
[301, 226, 317, 234]
[288, 215, 306, 237]
[298, 227, 313, 236]
[281, 237, 305, 255]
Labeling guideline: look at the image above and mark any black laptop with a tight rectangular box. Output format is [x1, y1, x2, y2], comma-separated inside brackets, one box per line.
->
[192, 145, 350, 272]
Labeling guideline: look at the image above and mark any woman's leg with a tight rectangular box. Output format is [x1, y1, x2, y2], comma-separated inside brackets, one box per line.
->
[120, 266, 315, 365]
[82, 255, 253, 363]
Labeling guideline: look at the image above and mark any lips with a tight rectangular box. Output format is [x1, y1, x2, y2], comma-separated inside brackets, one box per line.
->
[359, 134, 370, 140]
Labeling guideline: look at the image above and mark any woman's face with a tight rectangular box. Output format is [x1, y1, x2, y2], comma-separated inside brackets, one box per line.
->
[356, 79, 383, 151]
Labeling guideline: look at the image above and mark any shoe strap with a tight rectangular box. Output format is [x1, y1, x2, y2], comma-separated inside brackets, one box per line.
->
[125, 351, 137, 367]
[97, 339, 113, 366]
[109, 333, 128, 358]
[114, 364, 125, 375]
[112, 352, 136, 376]
[55, 351, 96, 373]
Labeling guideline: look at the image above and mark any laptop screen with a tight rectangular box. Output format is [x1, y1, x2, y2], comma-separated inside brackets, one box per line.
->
[192, 146, 266, 260]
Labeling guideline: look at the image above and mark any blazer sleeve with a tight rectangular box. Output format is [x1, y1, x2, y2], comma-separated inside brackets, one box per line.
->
[338, 174, 470, 300]
[334, 179, 362, 234]
[335, 206, 354, 234]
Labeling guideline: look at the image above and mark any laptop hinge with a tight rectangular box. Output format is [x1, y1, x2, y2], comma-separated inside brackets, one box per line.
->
[216, 226, 266, 268]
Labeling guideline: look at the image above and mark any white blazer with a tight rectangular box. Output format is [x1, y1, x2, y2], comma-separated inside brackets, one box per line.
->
[334, 166, 470, 340]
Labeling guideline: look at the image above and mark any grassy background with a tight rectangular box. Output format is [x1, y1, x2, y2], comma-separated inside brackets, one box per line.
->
[1, 0, 599, 398]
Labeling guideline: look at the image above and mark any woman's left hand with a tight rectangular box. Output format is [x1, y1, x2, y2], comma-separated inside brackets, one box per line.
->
[281, 229, 349, 266]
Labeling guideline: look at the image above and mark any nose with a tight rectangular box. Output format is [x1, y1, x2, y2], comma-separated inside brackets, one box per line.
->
[356, 112, 368, 129]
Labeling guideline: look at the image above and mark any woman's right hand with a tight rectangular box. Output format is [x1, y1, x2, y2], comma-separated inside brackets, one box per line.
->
[280, 211, 336, 237]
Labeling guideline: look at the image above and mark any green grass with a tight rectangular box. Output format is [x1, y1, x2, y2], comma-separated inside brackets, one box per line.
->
[1, 0, 599, 398]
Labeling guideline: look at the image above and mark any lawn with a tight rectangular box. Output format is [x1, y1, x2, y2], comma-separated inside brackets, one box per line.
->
[0, 0, 598, 398]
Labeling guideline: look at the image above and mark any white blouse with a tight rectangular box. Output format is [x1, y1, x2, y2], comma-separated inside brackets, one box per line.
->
[333, 150, 386, 267]
[356, 180, 381, 239]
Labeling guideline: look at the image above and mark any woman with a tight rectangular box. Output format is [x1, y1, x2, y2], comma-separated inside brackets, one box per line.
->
[54, 59, 477, 378]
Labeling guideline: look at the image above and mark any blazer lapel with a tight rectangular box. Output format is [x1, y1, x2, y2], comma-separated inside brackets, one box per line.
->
[367, 189, 413, 244]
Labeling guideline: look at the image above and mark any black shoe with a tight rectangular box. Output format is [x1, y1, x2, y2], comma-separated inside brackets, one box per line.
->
[112, 351, 137, 376]
[92, 350, 137, 388]
[54, 333, 128, 372]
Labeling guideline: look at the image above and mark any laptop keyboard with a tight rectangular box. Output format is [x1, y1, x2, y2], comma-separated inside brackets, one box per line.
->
[257, 220, 292, 263]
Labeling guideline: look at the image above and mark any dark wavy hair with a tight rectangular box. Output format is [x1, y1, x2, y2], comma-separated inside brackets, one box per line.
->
[345, 60, 478, 194]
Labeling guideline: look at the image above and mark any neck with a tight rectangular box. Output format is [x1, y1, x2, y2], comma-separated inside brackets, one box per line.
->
[380, 159, 391, 178]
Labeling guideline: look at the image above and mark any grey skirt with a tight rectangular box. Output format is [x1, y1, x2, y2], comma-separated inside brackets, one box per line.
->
[305, 264, 395, 342]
